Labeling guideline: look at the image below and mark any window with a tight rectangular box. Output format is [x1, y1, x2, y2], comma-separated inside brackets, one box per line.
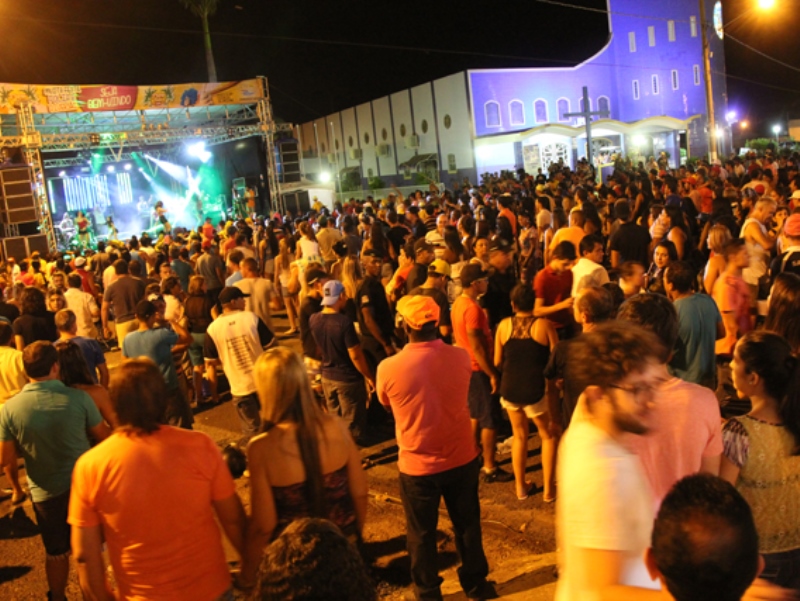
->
[693, 65, 701, 85]
[447, 153, 457, 173]
[632, 80, 640, 100]
[557, 98, 571, 122]
[668, 20, 676, 41]
[671, 70, 679, 90]
[690, 15, 698, 37]
[509, 100, 525, 125]
[597, 96, 610, 118]
[364, 132, 370, 144]
[348, 135, 354, 148]
[629, 32, 636, 53]
[652, 75, 660, 95]
[534, 99, 548, 123]
[367, 168, 374, 177]
[421, 119, 429, 133]
[648, 26, 655, 46]
[484, 101, 501, 128]
[443, 114, 452, 129]
[400, 123, 407, 137]
[381, 127, 388, 141]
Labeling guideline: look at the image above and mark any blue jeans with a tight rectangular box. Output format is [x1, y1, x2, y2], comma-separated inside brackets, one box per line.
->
[233, 392, 261, 436]
[321, 378, 367, 440]
[399, 458, 488, 601]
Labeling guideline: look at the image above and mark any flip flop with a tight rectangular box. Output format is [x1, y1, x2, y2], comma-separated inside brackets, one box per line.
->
[517, 482, 536, 501]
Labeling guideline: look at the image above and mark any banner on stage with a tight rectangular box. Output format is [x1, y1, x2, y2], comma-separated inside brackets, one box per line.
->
[0, 80, 264, 114]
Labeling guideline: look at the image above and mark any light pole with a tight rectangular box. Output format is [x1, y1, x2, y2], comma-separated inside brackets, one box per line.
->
[772, 124, 781, 147]
[699, 0, 718, 162]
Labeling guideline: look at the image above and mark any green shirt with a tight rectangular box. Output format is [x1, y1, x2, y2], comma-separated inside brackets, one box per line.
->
[0, 379, 102, 502]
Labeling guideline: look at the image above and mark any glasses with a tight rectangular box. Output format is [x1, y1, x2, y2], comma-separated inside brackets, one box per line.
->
[608, 383, 658, 404]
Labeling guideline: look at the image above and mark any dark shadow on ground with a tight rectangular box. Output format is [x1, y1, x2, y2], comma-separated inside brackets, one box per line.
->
[0, 566, 33, 585]
[0, 506, 38, 540]
[442, 564, 557, 599]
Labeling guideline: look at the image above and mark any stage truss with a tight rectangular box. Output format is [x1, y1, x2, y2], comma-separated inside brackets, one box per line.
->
[0, 76, 284, 254]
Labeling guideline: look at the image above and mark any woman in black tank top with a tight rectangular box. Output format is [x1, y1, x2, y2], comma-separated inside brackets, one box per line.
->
[494, 284, 559, 501]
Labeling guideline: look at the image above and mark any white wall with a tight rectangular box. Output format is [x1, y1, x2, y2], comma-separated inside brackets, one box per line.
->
[340, 108, 359, 169]
[474, 142, 517, 175]
[355, 102, 379, 180]
[372, 96, 397, 176]
[410, 83, 437, 157]
[390, 90, 414, 176]
[326, 114, 344, 172]
[433, 72, 474, 175]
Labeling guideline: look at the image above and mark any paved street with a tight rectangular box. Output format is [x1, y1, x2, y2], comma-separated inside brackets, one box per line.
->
[0, 310, 557, 600]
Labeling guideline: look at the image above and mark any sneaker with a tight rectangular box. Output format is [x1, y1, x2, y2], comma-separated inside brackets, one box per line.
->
[466, 580, 498, 600]
[482, 466, 514, 483]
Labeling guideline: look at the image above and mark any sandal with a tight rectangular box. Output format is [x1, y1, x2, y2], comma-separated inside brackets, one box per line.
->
[542, 495, 556, 504]
[517, 482, 536, 501]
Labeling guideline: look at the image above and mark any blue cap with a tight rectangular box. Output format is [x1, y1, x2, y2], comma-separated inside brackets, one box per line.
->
[321, 280, 345, 306]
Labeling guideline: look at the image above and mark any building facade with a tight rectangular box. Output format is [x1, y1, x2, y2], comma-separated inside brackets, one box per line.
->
[294, 0, 728, 191]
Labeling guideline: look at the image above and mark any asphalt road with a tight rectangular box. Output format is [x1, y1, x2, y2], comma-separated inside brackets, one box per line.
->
[0, 309, 557, 600]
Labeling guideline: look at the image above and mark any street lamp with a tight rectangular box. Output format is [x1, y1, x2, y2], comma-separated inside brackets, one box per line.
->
[758, 0, 776, 9]
[773, 124, 781, 146]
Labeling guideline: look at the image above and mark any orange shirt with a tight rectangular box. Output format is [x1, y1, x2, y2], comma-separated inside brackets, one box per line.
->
[69, 427, 235, 601]
[451, 295, 492, 372]
[550, 226, 585, 254]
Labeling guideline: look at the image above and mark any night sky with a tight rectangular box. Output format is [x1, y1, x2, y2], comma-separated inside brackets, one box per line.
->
[0, 0, 797, 139]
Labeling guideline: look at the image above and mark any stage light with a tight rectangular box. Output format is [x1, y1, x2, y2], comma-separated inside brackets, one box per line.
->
[124, 163, 133, 171]
[187, 141, 212, 163]
[58, 170, 66, 177]
[107, 165, 115, 173]
[319, 171, 331, 183]
[772, 124, 781, 135]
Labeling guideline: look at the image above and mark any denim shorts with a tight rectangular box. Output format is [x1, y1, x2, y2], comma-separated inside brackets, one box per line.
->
[32, 490, 71, 557]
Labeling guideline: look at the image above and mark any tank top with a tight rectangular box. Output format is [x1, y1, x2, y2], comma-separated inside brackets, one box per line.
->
[499, 315, 550, 405]
[270, 463, 359, 541]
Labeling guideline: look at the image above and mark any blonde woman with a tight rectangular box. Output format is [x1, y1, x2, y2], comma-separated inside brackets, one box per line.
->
[275, 236, 299, 334]
[296, 221, 320, 260]
[239, 348, 368, 589]
[340, 254, 363, 325]
[704, 223, 733, 294]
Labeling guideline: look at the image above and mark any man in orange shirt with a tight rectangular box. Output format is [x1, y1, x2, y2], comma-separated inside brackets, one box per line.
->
[549, 209, 585, 256]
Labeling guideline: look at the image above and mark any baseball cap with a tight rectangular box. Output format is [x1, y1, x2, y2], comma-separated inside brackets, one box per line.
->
[74, 256, 86, 267]
[785, 214, 800, 237]
[321, 280, 344, 306]
[754, 184, 766, 196]
[135, 300, 157, 320]
[414, 239, 434, 255]
[396, 295, 440, 330]
[428, 259, 451, 277]
[363, 248, 384, 260]
[219, 286, 249, 305]
[460, 263, 489, 287]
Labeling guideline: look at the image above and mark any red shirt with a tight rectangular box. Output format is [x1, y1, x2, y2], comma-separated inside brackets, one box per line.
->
[377, 340, 478, 476]
[499, 207, 518, 236]
[202, 223, 214, 240]
[451, 295, 492, 372]
[534, 265, 574, 329]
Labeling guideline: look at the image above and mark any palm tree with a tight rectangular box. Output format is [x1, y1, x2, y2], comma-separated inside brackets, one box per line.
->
[178, 0, 221, 82]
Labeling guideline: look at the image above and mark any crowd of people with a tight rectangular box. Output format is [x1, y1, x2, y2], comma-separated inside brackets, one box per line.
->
[1, 149, 800, 600]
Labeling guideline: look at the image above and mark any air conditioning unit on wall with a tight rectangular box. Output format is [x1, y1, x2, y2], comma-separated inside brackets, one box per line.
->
[405, 135, 420, 149]
[327, 153, 337, 163]
[377, 144, 391, 158]
[349, 148, 363, 160]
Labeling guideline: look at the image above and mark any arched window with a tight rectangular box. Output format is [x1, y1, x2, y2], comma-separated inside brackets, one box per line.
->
[484, 101, 501, 128]
[509, 100, 525, 126]
[534, 99, 548, 124]
[597, 96, 610, 119]
[557, 98, 571, 122]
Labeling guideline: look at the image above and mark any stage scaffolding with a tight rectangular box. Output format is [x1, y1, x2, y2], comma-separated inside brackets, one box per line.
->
[0, 75, 285, 254]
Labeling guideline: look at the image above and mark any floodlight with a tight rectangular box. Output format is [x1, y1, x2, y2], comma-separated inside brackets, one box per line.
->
[107, 165, 115, 173]
[187, 141, 212, 162]
[772, 124, 781, 135]
[319, 171, 331, 183]
[632, 135, 647, 147]
[58, 170, 66, 177]
[124, 164, 133, 171]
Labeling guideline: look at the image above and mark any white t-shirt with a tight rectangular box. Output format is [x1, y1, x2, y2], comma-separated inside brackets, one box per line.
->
[204, 310, 273, 397]
[64, 287, 99, 338]
[555, 412, 657, 601]
[570, 257, 610, 296]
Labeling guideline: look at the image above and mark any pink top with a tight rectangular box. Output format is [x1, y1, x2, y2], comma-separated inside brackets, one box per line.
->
[712, 273, 752, 355]
[628, 377, 723, 509]
[377, 340, 479, 476]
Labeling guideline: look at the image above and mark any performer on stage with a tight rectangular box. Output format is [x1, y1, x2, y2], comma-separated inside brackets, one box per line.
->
[154, 200, 171, 234]
[106, 215, 118, 241]
[76, 210, 92, 250]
